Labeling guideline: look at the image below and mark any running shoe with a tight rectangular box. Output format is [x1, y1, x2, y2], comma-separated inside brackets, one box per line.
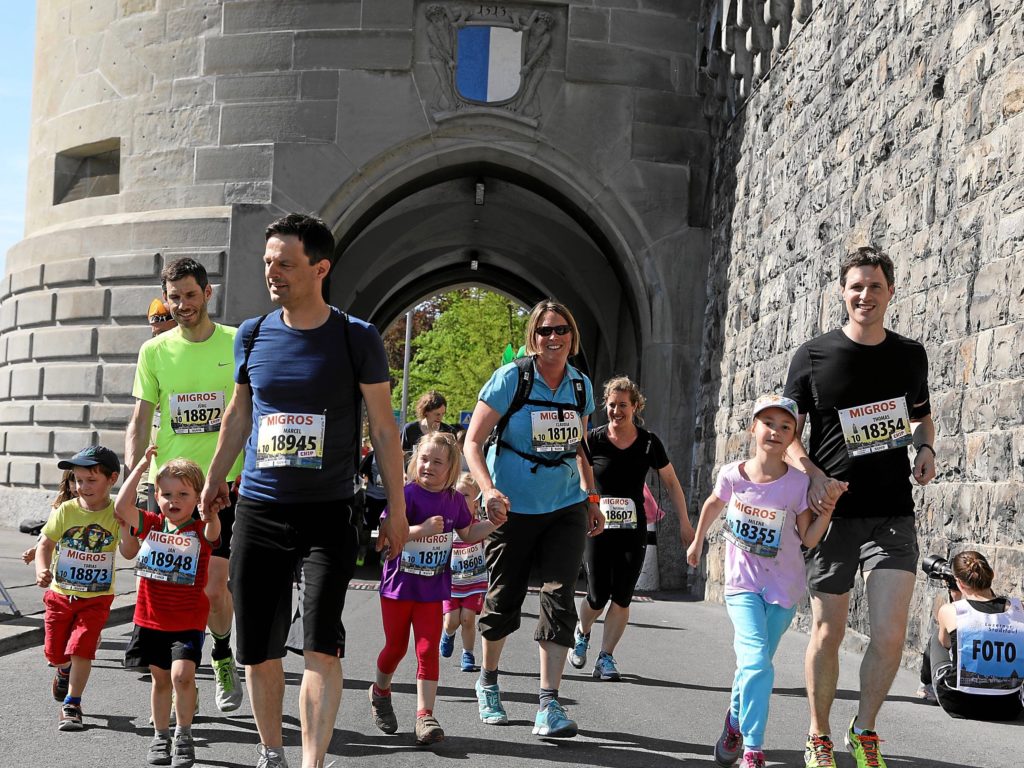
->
[460, 650, 477, 672]
[742, 751, 766, 768]
[52, 666, 70, 702]
[368, 686, 398, 734]
[915, 683, 937, 704]
[212, 654, 243, 712]
[171, 733, 195, 768]
[147, 734, 172, 766]
[593, 651, 621, 681]
[714, 711, 743, 766]
[568, 624, 590, 669]
[439, 631, 455, 658]
[805, 734, 836, 767]
[414, 714, 445, 745]
[845, 718, 887, 768]
[58, 702, 83, 731]
[532, 699, 578, 738]
[255, 744, 289, 768]
[474, 680, 508, 725]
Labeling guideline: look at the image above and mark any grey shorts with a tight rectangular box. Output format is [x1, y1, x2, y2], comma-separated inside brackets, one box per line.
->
[805, 515, 919, 595]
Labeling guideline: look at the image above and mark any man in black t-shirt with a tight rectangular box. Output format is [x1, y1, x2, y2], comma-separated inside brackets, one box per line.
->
[783, 246, 936, 768]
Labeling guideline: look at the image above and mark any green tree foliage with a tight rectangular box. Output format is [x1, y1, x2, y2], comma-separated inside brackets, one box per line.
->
[391, 289, 528, 422]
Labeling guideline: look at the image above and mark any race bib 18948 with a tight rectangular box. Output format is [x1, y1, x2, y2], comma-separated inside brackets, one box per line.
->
[530, 410, 582, 453]
[600, 497, 638, 529]
[54, 548, 114, 593]
[169, 391, 225, 434]
[724, 499, 786, 558]
[136, 529, 201, 586]
[837, 397, 912, 458]
[400, 532, 455, 577]
[256, 412, 326, 469]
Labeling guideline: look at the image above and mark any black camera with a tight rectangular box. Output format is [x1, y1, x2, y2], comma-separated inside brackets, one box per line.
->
[921, 554, 957, 590]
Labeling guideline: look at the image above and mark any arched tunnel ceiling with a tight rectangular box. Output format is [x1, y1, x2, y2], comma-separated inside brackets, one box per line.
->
[330, 177, 640, 376]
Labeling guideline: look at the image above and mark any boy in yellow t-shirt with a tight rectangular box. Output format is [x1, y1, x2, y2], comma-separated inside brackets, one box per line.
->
[35, 446, 134, 732]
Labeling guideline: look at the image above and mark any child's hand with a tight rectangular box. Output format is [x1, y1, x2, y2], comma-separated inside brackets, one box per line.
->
[422, 516, 444, 536]
[199, 505, 219, 523]
[139, 445, 157, 468]
[21, 546, 35, 565]
[686, 539, 702, 568]
[35, 567, 52, 588]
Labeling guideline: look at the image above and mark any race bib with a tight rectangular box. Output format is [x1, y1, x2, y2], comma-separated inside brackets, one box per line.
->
[54, 548, 114, 593]
[530, 410, 582, 453]
[136, 529, 201, 586]
[724, 499, 786, 558]
[399, 531, 454, 577]
[837, 397, 912, 457]
[256, 412, 326, 469]
[451, 542, 487, 584]
[169, 391, 225, 434]
[600, 497, 638, 529]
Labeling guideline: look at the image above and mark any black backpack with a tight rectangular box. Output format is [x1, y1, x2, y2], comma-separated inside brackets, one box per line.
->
[486, 355, 591, 473]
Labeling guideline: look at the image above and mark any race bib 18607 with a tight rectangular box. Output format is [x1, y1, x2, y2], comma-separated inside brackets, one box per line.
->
[399, 532, 454, 577]
[836, 397, 912, 458]
[169, 391, 225, 434]
[530, 410, 582, 453]
[724, 499, 786, 558]
[600, 497, 638, 529]
[256, 412, 326, 469]
[136, 529, 201, 586]
[54, 548, 114, 593]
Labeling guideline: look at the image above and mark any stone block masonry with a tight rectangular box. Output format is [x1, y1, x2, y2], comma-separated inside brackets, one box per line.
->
[693, 0, 1024, 665]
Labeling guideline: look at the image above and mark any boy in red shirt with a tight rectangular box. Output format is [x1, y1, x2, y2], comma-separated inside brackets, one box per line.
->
[116, 447, 220, 768]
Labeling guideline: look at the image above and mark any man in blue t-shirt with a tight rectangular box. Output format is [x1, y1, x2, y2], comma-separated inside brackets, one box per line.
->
[201, 213, 409, 768]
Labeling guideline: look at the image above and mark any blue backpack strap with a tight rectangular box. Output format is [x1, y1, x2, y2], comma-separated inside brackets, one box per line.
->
[238, 313, 268, 384]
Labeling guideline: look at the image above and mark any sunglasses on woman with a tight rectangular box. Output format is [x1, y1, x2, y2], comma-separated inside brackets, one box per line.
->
[535, 325, 571, 337]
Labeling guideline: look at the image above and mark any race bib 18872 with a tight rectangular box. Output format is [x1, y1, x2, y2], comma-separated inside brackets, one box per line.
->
[169, 391, 225, 434]
[256, 412, 326, 469]
[837, 397, 913, 457]
[724, 499, 786, 558]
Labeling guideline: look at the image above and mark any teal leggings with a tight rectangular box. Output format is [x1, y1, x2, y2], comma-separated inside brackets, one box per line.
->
[724, 592, 797, 748]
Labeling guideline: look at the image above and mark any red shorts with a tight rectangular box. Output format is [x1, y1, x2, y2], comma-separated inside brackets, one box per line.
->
[43, 590, 115, 666]
[442, 593, 485, 616]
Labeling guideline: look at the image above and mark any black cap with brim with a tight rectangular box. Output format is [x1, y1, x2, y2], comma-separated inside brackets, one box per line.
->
[57, 445, 120, 475]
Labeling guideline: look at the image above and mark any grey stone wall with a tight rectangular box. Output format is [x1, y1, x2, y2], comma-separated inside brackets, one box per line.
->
[693, 0, 1024, 660]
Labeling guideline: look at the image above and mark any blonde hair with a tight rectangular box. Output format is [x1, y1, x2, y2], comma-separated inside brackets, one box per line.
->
[156, 458, 205, 495]
[602, 376, 646, 424]
[408, 431, 462, 491]
[524, 299, 581, 356]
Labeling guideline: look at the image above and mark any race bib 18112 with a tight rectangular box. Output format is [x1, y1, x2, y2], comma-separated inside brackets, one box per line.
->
[256, 412, 326, 469]
[836, 397, 912, 458]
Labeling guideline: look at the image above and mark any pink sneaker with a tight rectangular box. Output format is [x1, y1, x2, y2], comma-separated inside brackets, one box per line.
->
[713, 711, 743, 766]
[742, 750, 766, 768]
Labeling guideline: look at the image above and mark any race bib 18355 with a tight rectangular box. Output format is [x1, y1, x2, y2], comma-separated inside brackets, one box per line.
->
[837, 397, 912, 458]
[724, 499, 786, 558]
[256, 412, 325, 469]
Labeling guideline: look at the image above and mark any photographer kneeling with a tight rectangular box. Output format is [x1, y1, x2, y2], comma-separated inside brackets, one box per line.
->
[920, 551, 1024, 721]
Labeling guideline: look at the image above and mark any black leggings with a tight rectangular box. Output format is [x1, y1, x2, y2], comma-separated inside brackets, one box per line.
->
[921, 631, 1024, 721]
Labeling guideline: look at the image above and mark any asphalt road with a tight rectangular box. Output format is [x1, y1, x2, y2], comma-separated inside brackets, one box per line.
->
[0, 574, 1016, 767]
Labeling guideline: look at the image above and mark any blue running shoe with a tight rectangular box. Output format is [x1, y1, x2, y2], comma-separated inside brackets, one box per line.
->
[568, 624, 589, 669]
[439, 631, 455, 658]
[532, 700, 577, 738]
[593, 651, 621, 681]
[461, 650, 477, 672]
[475, 680, 508, 725]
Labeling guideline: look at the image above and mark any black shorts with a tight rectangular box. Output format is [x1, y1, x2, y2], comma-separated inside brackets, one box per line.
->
[805, 515, 919, 594]
[583, 527, 647, 610]
[231, 496, 358, 665]
[124, 625, 205, 671]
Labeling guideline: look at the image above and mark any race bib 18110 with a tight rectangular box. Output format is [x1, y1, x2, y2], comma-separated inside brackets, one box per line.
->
[724, 499, 786, 558]
[169, 391, 225, 434]
[256, 412, 326, 469]
[600, 496, 638, 529]
[836, 397, 912, 458]
[530, 410, 582, 453]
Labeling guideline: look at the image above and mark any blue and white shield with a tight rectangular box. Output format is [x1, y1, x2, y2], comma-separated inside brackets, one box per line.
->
[455, 25, 523, 104]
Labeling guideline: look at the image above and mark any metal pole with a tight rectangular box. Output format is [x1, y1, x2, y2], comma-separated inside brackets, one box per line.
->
[400, 309, 413, 424]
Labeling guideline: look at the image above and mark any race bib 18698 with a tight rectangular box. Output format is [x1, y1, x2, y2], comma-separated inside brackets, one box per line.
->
[724, 499, 786, 558]
[169, 391, 225, 434]
[256, 412, 325, 469]
[399, 532, 455, 577]
[54, 548, 114, 593]
[600, 497, 638, 529]
[136, 529, 200, 586]
[837, 397, 912, 458]
[530, 410, 582, 453]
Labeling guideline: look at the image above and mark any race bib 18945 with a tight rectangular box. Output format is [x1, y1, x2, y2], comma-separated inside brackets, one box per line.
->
[256, 412, 326, 469]
[836, 397, 912, 458]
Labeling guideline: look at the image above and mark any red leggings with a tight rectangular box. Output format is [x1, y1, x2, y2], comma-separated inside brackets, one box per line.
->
[377, 598, 443, 681]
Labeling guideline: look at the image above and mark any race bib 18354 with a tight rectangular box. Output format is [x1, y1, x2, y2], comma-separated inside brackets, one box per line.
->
[256, 412, 326, 469]
[837, 397, 912, 458]
[724, 499, 786, 558]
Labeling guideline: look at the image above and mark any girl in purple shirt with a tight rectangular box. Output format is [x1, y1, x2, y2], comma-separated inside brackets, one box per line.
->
[687, 395, 845, 768]
[370, 432, 499, 746]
